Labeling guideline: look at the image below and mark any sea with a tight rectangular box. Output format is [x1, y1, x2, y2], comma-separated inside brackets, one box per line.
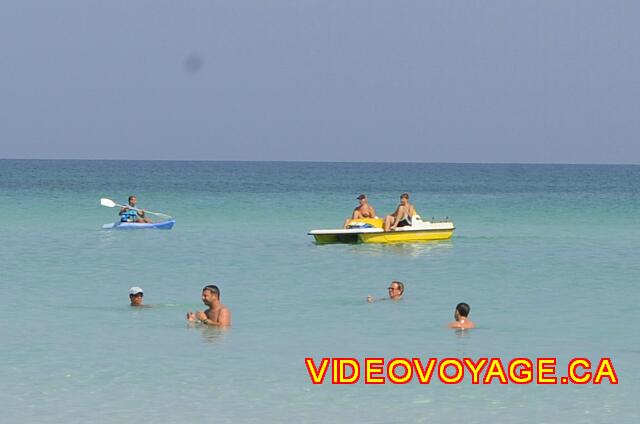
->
[1, 160, 638, 423]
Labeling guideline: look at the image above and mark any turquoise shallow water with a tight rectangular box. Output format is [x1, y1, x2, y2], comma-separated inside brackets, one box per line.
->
[1, 160, 639, 423]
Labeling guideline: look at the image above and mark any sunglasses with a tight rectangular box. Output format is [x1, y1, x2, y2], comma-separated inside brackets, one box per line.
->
[388, 287, 399, 291]
[130, 293, 144, 297]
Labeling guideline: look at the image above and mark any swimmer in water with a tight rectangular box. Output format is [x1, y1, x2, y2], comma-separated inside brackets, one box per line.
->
[186, 284, 231, 327]
[129, 286, 144, 307]
[367, 281, 404, 303]
[448, 302, 475, 329]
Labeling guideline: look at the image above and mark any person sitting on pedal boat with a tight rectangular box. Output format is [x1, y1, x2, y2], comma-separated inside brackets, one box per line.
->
[343, 194, 377, 228]
[384, 193, 417, 231]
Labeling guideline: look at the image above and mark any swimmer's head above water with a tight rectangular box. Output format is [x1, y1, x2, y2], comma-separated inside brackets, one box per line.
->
[454, 302, 470, 320]
[449, 302, 475, 329]
[202, 284, 220, 306]
[129, 286, 144, 306]
[387, 281, 404, 300]
[367, 280, 405, 303]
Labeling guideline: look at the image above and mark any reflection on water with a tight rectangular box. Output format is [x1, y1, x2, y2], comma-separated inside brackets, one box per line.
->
[187, 322, 229, 345]
[453, 328, 473, 338]
[63, 304, 186, 312]
[347, 240, 454, 258]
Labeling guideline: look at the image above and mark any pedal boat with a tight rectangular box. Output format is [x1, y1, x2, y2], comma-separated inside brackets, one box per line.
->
[308, 216, 454, 244]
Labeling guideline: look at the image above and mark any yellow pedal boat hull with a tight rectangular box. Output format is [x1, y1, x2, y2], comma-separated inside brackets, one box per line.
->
[358, 229, 454, 243]
[308, 216, 454, 244]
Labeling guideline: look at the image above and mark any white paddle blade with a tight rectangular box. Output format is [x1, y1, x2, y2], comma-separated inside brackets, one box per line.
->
[100, 198, 117, 208]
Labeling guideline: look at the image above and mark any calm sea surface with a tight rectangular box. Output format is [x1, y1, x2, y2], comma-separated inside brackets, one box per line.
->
[1, 160, 638, 423]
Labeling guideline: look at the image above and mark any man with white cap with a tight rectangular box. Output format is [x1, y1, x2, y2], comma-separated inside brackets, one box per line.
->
[129, 287, 144, 307]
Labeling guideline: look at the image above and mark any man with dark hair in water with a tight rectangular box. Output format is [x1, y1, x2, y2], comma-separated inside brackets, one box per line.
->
[186, 284, 232, 326]
[448, 302, 475, 329]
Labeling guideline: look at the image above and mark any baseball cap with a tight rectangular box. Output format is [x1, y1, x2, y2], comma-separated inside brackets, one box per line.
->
[356, 194, 366, 200]
[129, 287, 144, 296]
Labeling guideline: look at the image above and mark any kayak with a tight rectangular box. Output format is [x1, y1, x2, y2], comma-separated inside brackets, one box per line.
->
[102, 220, 176, 230]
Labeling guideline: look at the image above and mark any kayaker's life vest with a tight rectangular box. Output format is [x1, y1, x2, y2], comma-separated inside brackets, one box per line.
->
[120, 208, 138, 222]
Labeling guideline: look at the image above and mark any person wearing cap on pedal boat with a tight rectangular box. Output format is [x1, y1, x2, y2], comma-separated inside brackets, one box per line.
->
[343, 194, 377, 228]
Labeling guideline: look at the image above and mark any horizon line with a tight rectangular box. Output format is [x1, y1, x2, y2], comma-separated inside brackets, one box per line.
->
[1, 157, 639, 166]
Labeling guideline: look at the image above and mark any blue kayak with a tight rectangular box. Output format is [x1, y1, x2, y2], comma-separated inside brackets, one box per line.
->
[102, 220, 176, 230]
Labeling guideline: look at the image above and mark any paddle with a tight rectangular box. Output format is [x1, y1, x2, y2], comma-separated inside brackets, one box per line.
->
[100, 198, 173, 219]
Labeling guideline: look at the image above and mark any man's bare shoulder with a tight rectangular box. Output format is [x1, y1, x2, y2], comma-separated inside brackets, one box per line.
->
[219, 304, 232, 325]
[448, 320, 475, 329]
[218, 304, 231, 318]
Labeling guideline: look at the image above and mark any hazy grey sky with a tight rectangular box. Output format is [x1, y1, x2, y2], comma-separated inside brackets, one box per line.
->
[1, 1, 638, 163]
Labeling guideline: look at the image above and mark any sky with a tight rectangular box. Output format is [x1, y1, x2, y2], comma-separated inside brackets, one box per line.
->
[1, 1, 638, 164]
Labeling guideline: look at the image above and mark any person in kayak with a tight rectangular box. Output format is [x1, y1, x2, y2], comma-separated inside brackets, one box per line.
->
[383, 193, 417, 231]
[447, 302, 476, 329]
[186, 284, 232, 327]
[119, 195, 151, 223]
[367, 280, 404, 303]
[343, 194, 377, 228]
